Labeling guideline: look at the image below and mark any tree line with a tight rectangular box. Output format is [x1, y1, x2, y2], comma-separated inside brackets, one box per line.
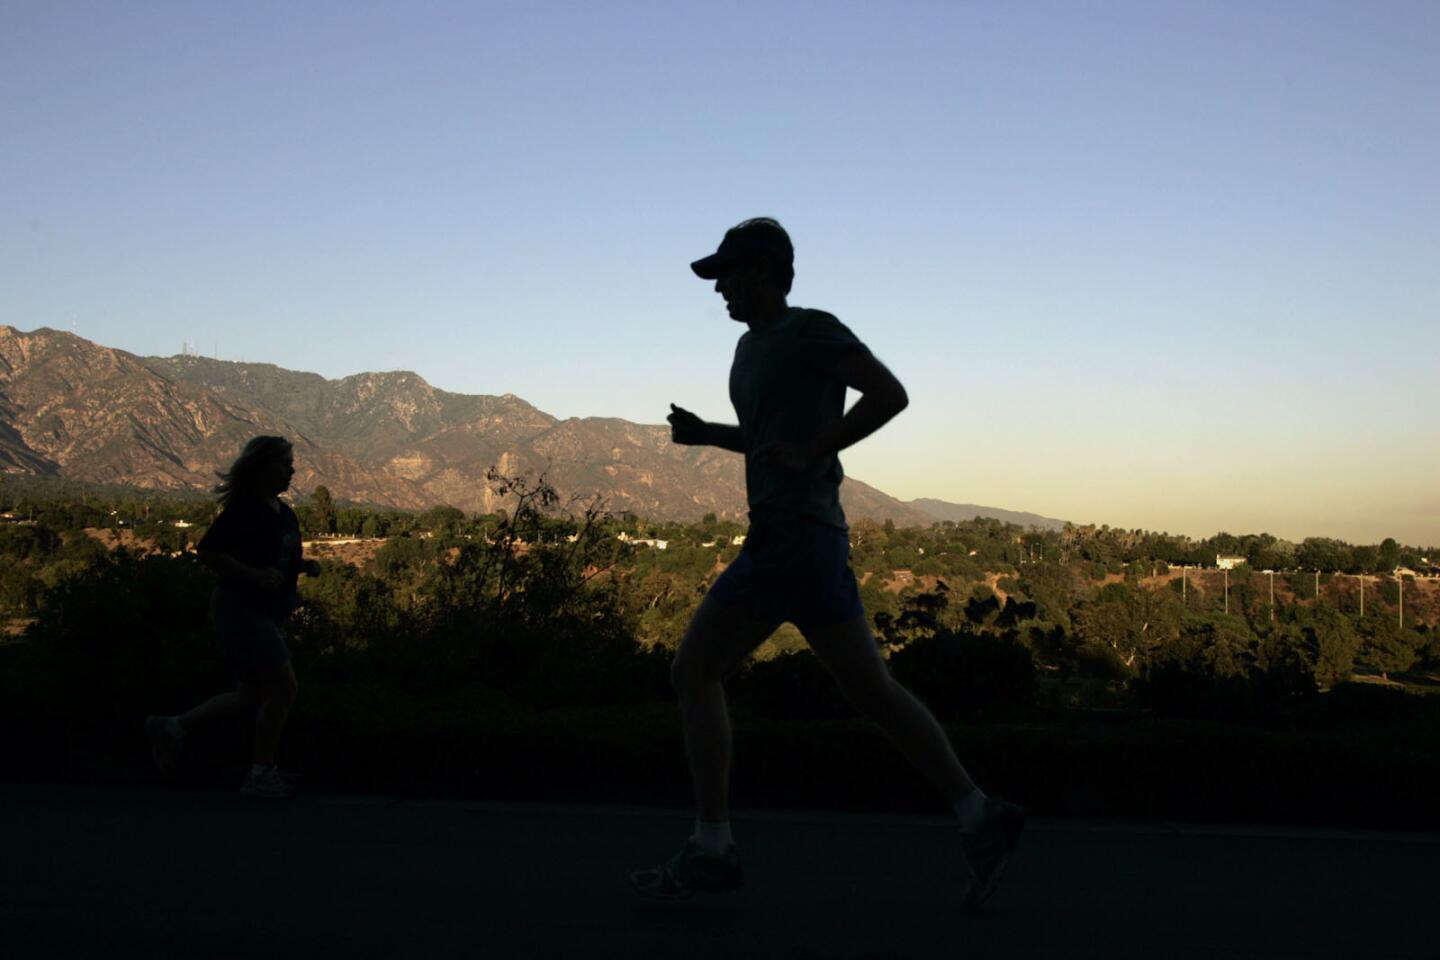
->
[2, 474, 1435, 708]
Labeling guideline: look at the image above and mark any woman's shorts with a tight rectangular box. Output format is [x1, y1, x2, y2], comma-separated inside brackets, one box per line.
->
[707, 510, 863, 632]
[211, 587, 290, 680]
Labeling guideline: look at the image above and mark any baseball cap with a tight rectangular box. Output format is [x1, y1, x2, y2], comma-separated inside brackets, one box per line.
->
[690, 217, 794, 280]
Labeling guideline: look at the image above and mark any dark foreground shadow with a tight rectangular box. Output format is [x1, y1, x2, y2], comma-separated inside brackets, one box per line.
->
[2, 785, 1435, 960]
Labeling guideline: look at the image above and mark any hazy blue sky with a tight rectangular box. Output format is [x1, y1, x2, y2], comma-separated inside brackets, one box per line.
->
[3, 1, 1436, 545]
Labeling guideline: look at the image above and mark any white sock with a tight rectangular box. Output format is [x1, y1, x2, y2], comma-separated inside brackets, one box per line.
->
[164, 716, 185, 739]
[691, 820, 734, 855]
[952, 788, 988, 832]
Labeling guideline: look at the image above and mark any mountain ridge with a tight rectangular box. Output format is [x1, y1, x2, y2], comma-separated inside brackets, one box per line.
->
[0, 325, 1055, 527]
[905, 498, 1068, 531]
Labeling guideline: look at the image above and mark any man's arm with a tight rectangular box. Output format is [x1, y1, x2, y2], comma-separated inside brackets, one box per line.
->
[704, 424, 747, 453]
[814, 349, 909, 455]
[668, 403, 746, 454]
[757, 351, 908, 471]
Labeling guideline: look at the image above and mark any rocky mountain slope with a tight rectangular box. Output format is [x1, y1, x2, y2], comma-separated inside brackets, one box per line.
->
[0, 325, 938, 524]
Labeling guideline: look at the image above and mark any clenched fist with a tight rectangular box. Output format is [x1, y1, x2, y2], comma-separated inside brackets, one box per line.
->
[667, 404, 708, 445]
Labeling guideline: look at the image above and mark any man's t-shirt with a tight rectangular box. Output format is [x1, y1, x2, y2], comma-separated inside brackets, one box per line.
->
[728, 306, 870, 530]
[196, 496, 303, 621]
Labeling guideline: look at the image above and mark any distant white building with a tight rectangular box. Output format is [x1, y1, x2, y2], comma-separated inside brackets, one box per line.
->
[1216, 554, 1247, 570]
[617, 532, 668, 550]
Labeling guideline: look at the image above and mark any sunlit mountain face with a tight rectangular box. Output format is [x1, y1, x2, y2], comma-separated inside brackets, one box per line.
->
[0, 325, 973, 526]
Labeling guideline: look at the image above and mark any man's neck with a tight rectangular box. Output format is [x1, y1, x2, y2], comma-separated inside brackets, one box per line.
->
[746, 297, 789, 332]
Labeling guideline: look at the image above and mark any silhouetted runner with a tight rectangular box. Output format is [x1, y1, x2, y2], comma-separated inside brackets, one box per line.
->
[146, 435, 321, 798]
[629, 218, 1024, 906]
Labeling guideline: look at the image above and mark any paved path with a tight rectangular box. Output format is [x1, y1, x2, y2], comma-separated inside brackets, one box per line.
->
[2, 784, 1432, 959]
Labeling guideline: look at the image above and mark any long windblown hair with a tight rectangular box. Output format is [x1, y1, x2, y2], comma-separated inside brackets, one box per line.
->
[214, 435, 292, 508]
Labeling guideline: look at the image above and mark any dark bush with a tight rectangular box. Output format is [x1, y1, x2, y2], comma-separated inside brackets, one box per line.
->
[732, 650, 851, 720]
[25, 550, 221, 720]
[887, 626, 1036, 722]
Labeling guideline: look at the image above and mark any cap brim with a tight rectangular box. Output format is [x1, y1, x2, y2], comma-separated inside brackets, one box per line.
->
[690, 252, 738, 280]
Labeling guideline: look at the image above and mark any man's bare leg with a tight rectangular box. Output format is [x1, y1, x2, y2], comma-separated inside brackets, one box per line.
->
[629, 596, 774, 897]
[805, 616, 1028, 906]
[670, 595, 777, 822]
[802, 614, 977, 802]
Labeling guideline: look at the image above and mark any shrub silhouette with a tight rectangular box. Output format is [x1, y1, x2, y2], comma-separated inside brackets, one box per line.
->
[887, 626, 1037, 722]
[25, 549, 220, 719]
[733, 650, 851, 720]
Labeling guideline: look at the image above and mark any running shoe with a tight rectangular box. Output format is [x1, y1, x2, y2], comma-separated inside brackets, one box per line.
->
[145, 716, 183, 776]
[628, 841, 743, 899]
[240, 765, 298, 799]
[961, 797, 1026, 910]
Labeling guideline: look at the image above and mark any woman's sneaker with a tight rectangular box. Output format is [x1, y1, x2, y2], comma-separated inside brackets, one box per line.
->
[961, 797, 1026, 910]
[145, 716, 184, 776]
[628, 841, 743, 899]
[240, 765, 298, 799]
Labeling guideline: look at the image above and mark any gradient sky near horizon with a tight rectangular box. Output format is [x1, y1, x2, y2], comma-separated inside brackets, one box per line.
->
[3, 1, 1437, 546]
